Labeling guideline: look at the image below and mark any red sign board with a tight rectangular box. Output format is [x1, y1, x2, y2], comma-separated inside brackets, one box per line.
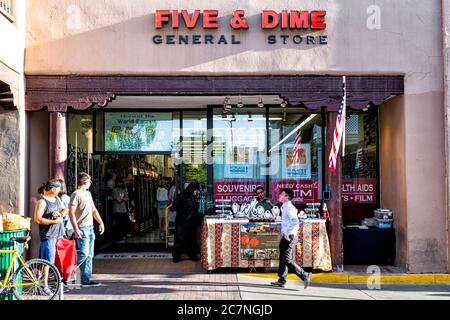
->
[155, 10, 327, 30]
[214, 180, 265, 204]
[270, 179, 320, 205]
[342, 179, 377, 204]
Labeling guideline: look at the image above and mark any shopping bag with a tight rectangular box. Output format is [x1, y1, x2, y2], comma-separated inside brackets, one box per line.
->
[55, 238, 78, 281]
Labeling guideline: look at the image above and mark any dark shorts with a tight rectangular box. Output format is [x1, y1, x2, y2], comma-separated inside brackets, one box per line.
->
[39, 238, 58, 263]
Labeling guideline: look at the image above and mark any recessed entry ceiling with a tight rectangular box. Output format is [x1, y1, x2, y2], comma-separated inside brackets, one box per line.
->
[104, 95, 284, 109]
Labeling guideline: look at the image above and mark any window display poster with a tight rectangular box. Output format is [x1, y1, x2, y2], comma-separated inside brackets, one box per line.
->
[282, 144, 311, 179]
[270, 179, 320, 205]
[105, 112, 173, 152]
[342, 178, 377, 204]
[240, 223, 281, 260]
[224, 164, 254, 179]
[214, 180, 265, 204]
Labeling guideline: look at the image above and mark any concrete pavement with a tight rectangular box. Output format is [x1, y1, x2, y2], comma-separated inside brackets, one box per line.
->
[237, 275, 450, 300]
[62, 258, 450, 300]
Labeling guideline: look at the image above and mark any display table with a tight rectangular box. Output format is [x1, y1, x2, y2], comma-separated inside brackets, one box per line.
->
[201, 217, 332, 272]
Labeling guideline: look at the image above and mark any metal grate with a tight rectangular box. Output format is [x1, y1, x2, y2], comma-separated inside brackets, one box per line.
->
[0, 0, 12, 17]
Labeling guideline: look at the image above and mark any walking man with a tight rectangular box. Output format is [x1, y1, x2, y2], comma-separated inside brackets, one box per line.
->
[69, 172, 105, 287]
[271, 188, 312, 289]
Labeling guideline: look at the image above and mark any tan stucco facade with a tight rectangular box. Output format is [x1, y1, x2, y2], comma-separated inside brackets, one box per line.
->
[0, 0, 26, 215]
[442, 0, 450, 273]
[9, 0, 449, 272]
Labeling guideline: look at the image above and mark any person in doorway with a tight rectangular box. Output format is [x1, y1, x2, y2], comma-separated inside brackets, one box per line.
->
[255, 186, 275, 211]
[270, 188, 312, 289]
[69, 172, 105, 287]
[156, 181, 169, 240]
[113, 179, 130, 241]
[172, 182, 200, 263]
[168, 180, 178, 205]
[106, 173, 117, 192]
[58, 179, 74, 239]
[33, 179, 67, 295]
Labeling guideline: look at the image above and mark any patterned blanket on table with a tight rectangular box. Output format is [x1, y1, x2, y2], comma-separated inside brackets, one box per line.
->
[201, 219, 332, 272]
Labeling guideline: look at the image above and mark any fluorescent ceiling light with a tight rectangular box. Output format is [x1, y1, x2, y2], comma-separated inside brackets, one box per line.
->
[268, 114, 318, 153]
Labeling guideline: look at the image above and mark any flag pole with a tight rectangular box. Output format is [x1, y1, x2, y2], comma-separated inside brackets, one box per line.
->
[342, 76, 347, 157]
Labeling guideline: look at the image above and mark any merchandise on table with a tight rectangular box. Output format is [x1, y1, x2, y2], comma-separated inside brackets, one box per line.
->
[231, 199, 281, 222]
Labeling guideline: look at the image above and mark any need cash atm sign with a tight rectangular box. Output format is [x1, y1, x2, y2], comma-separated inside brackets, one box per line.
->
[153, 9, 328, 46]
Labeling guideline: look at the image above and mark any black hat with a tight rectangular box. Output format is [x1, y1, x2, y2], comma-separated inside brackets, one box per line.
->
[45, 180, 62, 189]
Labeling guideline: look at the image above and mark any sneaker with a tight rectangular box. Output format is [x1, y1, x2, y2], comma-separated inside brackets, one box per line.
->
[270, 281, 287, 288]
[302, 273, 312, 289]
[63, 283, 71, 293]
[42, 286, 53, 296]
[81, 281, 102, 287]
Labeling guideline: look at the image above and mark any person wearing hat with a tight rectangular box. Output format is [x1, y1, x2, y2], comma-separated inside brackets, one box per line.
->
[33, 179, 68, 295]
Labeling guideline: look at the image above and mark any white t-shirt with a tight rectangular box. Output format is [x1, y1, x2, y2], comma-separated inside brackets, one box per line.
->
[169, 185, 177, 201]
[156, 187, 169, 201]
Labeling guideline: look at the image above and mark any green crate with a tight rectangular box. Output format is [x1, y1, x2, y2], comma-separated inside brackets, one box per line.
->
[0, 229, 28, 301]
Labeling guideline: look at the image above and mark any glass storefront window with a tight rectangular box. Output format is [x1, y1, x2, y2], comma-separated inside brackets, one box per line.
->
[94, 111, 180, 154]
[343, 110, 379, 224]
[213, 108, 267, 206]
[68, 113, 93, 194]
[181, 111, 207, 187]
[268, 109, 323, 207]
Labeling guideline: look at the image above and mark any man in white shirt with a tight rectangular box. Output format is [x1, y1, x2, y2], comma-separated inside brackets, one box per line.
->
[271, 188, 312, 289]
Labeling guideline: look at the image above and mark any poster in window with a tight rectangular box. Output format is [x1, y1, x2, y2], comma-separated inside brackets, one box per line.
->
[282, 144, 311, 179]
[105, 112, 173, 152]
[224, 145, 256, 179]
[240, 223, 281, 260]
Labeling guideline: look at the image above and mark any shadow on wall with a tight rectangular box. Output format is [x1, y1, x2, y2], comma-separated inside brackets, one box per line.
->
[25, 13, 328, 74]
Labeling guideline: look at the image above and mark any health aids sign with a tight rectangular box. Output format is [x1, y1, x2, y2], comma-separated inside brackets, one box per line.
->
[152, 9, 328, 46]
[342, 179, 377, 204]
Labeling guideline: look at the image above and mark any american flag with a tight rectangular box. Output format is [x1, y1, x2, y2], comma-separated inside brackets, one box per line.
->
[328, 76, 347, 173]
[292, 129, 302, 165]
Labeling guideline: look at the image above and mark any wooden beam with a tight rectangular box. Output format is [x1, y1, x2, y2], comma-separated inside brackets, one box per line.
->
[25, 75, 404, 112]
[49, 112, 68, 181]
[326, 111, 344, 268]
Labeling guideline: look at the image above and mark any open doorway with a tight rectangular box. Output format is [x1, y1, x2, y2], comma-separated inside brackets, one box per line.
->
[99, 154, 177, 252]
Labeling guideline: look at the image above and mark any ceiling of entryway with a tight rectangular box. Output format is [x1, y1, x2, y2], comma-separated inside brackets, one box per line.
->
[104, 95, 284, 109]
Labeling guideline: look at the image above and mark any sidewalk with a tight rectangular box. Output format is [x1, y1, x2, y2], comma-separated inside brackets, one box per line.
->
[63, 257, 450, 300]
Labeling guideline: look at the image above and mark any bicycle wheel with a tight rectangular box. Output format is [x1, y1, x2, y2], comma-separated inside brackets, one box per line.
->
[11, 258, 62, 300]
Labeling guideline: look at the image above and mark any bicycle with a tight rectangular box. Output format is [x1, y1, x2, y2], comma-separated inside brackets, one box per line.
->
[0, 235, 62, 300]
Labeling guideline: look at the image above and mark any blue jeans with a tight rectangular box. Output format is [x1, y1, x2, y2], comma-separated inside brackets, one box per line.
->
[76, 225, 95, 283]
[39, 238, 57, 264]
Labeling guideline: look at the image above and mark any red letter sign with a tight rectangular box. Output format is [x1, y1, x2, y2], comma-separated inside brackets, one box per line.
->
[262, 10, 279, 29]
[181, 10, 201, 29]
[311, 11, 327, 29]
[155, 10, 170, 29]
[203, 10, 219, 29]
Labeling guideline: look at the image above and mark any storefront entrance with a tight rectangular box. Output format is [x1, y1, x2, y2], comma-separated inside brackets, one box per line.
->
[27, 75, 404, 268]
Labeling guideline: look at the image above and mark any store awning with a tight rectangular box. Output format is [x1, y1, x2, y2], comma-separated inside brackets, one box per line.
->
[25, 75, 404, 112]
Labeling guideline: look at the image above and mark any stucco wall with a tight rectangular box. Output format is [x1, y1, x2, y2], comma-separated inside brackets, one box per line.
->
[24, 0, 449, 272]
[0, 0, 26, 215]
[380, 96, 407, 270]
[441, 0, 450, 273]
[26, 111, 48, 258]
[0, 110, 20, 212]
[0, 0, 24, 75]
